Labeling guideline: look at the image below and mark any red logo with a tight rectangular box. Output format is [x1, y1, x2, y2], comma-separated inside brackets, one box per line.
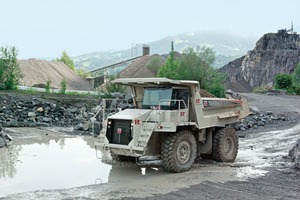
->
[180, 112, 185, 117]
[117, 128, 122, 134]
[134, 119, 140, 125]
[196, 99, 201, 104]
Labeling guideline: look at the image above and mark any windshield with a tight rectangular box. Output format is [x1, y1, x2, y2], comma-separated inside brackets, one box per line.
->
[142, 88, 172, 109]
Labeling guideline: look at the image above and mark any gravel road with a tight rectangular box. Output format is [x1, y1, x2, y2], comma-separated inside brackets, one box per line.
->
[1, 93, 300, 200]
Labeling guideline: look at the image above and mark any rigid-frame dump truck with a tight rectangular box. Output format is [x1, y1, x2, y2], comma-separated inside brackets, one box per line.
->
[95, 78, 250, 173]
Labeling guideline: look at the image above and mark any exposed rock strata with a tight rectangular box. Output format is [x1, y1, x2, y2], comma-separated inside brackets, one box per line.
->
[219, 30, 300, 92]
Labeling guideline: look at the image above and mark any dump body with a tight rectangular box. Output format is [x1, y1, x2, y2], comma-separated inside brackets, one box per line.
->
[95, 78, 250, 170]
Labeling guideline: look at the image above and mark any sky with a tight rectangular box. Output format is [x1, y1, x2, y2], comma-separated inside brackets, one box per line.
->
[1, 0, 299, 59]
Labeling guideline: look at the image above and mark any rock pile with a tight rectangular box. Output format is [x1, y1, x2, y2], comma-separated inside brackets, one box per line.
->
[0, 93, 134, 134]
[84, 93, 134, 135]
[0, 94, 99, 130]
[236, 110, 291, 131]
[288, 139, 300, 169]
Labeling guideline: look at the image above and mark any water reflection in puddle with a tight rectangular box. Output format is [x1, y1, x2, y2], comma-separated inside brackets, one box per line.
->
[0, 137, 111, 197]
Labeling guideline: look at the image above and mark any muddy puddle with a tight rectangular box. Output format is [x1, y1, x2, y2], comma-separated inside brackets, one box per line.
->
[1, 123, 299, 199]
[0, 131, 112, 197]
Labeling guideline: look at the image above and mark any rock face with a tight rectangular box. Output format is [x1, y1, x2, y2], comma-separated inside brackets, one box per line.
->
[219, 30, 300, 92]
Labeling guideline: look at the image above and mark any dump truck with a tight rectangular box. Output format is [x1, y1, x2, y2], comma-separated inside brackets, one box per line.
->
[95, 78, 250, 172]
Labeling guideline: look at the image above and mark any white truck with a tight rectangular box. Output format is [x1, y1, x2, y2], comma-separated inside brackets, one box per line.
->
[95, 78, 250, 172]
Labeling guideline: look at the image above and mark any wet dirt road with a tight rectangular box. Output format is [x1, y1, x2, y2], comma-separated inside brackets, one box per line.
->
[1, 93, 300, 200]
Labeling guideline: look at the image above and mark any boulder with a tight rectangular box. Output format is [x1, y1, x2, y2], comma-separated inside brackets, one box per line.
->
[70, 107, 79, 113]
[28, 112, 37, 117]
[37, 107, 44, 112]
[42, 117, 52, 123]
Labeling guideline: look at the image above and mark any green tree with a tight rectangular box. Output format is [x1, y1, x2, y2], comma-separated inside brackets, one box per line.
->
[146, 55, 164, 76]
[60, 78, 67, 94]
[45, 79, 52, 94]
[178, 47, 224, 97]
[76, 67, 91, 78]
[157, 44, 224, 97]
[158, 42, 179, 79]
[275, 73, 293, 89]
[196, 46, 216, 66]
[0, 46, 23, 90]
[104, 75, 126, 93]
[57, 51, 75, 71]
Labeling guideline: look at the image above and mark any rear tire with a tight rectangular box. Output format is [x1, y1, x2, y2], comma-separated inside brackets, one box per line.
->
[212, 128, 238, 162]
[161, 130, 197, 173]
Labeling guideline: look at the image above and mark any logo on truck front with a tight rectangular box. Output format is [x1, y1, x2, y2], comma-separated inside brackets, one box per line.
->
[117, 128, 122, 134]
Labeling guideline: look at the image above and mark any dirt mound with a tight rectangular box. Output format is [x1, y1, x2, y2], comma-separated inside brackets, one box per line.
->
[119, 55, 165, 78]
[18, 59, 94, 91]
[225, 79, 253, 93]
[200, 89, 215, 97]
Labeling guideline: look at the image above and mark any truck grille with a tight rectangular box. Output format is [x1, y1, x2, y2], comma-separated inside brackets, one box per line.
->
[106, 119, 132, 145]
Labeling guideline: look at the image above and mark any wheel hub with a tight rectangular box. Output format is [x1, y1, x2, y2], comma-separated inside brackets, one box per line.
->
[177, 141, 191, 164]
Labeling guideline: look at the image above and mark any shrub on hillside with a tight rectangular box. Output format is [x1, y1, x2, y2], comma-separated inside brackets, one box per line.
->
[60, 78, 67, 94]
[275, 74, 293, 89]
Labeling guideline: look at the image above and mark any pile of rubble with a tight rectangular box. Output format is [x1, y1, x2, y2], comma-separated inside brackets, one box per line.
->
[81, 93, 134, 134]
[235, 110, 293, 131]
[0, 93, 133, 133]
[0, 94, 100, 130]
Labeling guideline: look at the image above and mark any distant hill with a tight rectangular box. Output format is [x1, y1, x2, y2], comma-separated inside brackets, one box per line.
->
[74, 30, 258, 71]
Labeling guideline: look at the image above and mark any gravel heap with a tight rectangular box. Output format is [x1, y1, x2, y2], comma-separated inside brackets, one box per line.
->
[235, 110, 292, 131]
[18, 59, 94, 91]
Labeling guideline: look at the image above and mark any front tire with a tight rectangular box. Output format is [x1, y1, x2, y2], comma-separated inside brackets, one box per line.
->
[161, 130, 197, 173]
[212, 128, 238, 162]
